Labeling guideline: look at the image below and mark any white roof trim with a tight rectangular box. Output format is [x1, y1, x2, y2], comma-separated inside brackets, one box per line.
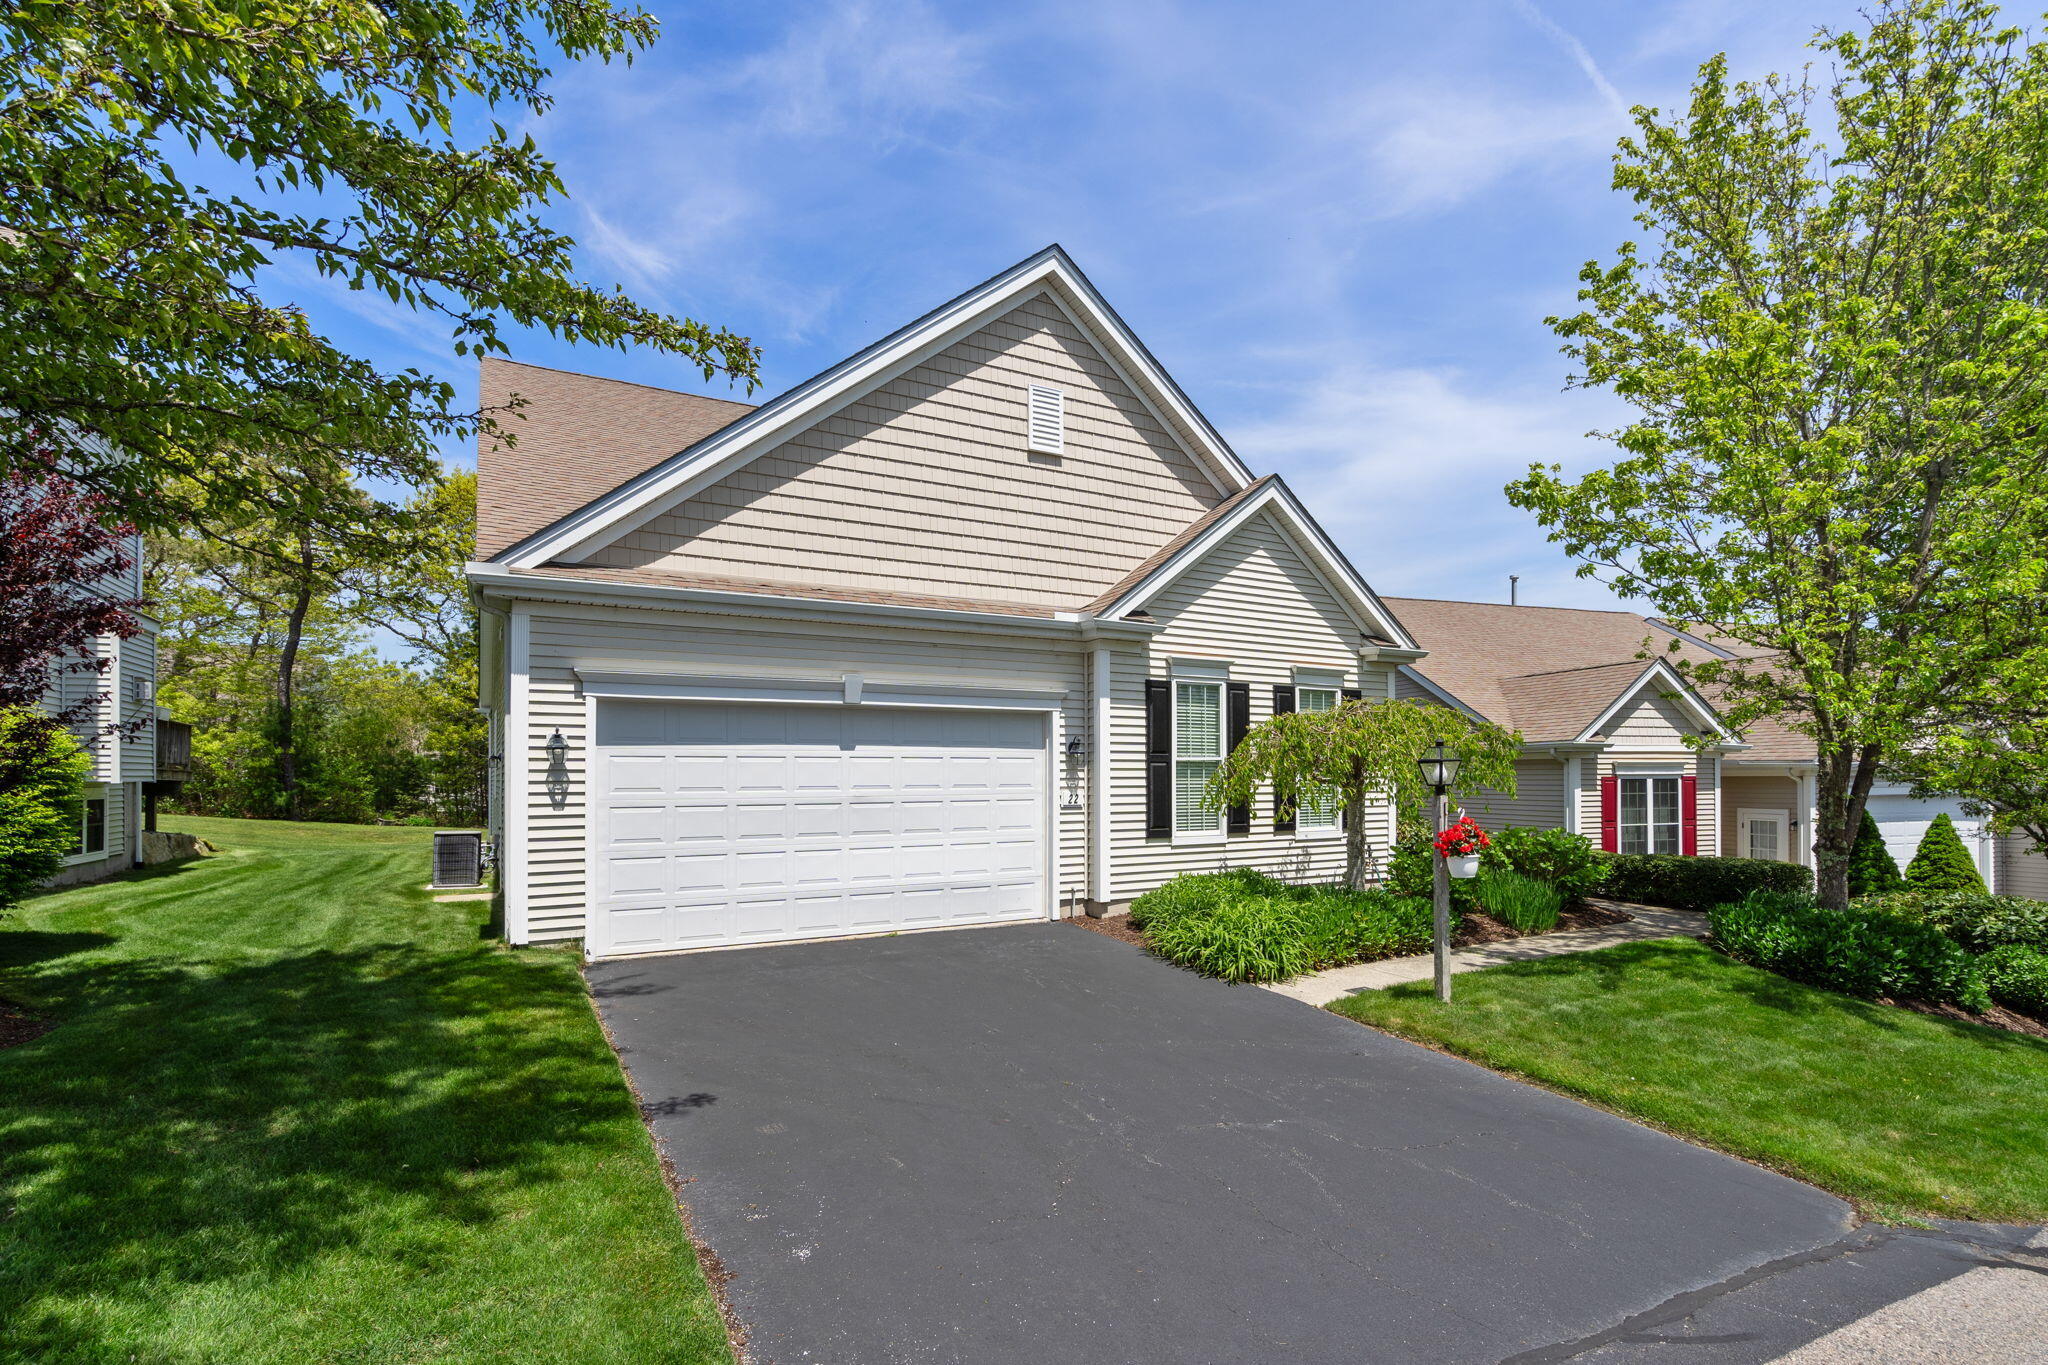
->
[1092, 480, 1418, 650]
[1573, 659, 1737, 744]
[494, 245, 1254, 568]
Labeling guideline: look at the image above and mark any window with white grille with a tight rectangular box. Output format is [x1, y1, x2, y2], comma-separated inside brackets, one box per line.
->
[1026, 385, 1065, 455]
[1296, 687, 1340, 830]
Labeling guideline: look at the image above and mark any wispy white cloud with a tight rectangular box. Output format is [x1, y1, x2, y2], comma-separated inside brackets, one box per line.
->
[1509, 0, 1631, 117]
[730, 0, 993, 139]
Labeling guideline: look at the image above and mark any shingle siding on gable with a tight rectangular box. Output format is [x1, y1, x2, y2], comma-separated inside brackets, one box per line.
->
[584, 292, 1224, 609]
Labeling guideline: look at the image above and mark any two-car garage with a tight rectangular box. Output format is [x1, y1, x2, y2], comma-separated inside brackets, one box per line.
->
[588, 699, 1051, 957]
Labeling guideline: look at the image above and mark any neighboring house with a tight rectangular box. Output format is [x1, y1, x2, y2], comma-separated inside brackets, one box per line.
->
[41, 530, 188, 887]
[1388, 596, 2045, 896]
[467, 246, 1424, 957]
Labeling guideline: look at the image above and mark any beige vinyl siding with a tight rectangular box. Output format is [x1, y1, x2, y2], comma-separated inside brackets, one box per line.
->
[1107, 509, 1390, 898]
[1721, 774, 1800, 863]
[1572, 686, 1721, 855]
[585, 292, 1224, 609]
[515, 602, 1087, 943]
[2000, 835, 2048, 900]
[1466, 759, 1567, 830]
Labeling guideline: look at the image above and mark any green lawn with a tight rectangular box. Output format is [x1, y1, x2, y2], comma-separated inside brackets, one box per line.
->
[0, 817, 733, 1365]
[1331, 938, 2048, 1224]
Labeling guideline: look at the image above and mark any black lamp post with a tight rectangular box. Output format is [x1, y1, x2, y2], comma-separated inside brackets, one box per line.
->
[1416, 740, 1462, 1003]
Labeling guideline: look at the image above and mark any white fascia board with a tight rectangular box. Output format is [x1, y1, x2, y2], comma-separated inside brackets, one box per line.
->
[496, 245, 1254, 569]
[1094, 481, 1418, 650]
[464, 564, 1159, 642]
[1393, 665, 1490, 723]
[1573, 659, 1737, 744]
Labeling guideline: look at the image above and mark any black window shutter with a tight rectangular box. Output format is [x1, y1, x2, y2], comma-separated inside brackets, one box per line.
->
[1272, 685, 1296, 832]
[1339, 688, 1363, 828]
[1144, 679, 1172, 838]
[1226, 682, 1251, 835]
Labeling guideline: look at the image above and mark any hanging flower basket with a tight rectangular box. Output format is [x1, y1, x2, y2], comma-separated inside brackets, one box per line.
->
[1434, 816, 1490, 879]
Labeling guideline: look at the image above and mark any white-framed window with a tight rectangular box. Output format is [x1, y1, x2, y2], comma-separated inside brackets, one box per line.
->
[1619, 775, 1682, 855]
[1296, 685, 1340, 832]
[1173, 679, 1225, 841]
[69, 792, 107, 859]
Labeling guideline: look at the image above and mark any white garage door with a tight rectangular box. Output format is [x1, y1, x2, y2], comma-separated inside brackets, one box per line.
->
[1865, 793, 1991, 881]
[591, 700, 1048, 957]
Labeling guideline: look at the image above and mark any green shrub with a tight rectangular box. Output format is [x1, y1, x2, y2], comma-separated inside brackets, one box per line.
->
[1481, 825, 1607, 899]
[1855, 891, 2048, 954]
[1709, 890, 1989, 1011]
[1601, 853, 1813, 911]
[1474, 869, 1563, 933]
[1904, 813, 1988, 894]
[1131, 871, 1440, 981]
[0, 709, 90, 912]
[1980, 945, 2048, 1018]
[1386, 829, 1479, 912]
[1847, 809, 1907, 897]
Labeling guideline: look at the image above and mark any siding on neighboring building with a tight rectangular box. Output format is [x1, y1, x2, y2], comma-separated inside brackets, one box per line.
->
[585, 292, 1226, 609]
[513, 600, 1089, 943]
[1108, 507, 1392, 899]
[2000, 835, 2048, 901]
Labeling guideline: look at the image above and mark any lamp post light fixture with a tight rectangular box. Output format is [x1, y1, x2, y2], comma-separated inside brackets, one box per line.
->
[1415, 740, 1459, 1004]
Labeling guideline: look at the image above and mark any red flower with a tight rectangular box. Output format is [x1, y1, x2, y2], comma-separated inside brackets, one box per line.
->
[1433, 816, 1490, 858]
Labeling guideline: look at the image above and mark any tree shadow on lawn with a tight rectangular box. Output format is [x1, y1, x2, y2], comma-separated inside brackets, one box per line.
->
[1502, 938, 2048, 1058]
[0, 931, 639, 1361]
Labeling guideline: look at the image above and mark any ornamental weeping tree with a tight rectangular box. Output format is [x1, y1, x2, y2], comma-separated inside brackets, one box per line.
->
[1206, 697, 1521, 891]
[1507, 0, 2048, 910]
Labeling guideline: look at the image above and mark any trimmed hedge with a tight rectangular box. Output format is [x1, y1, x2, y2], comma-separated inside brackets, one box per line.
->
[1981, 945, 2048, 1018]
[1848, 809, 1907, 897]
[1129, 868, 1435, 983]
[1483, 826, 1607, 899]
[1854, 891, 2048, 955]
[1904, 812, 1988, 894]
[1709, 891, 1990, 1011]
[1601, 853, 1813, 912]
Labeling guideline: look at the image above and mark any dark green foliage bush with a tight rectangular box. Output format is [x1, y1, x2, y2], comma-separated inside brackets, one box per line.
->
[1904, 813, 1988, 893]
[1854, 891, 2048, 954]
[0, 709, 90, 912]
[1980, 945, 2048, 1018]
[1474, 869, 1563, 933]
[1601, 853, 1813, 911]
[1481, 825, 1607, 899]
[1709, 890, 1990, 1011]
[1386, 829, 1479, 911]
[1848, 809, 1907, 897]
[1130, 869, 1436, 982]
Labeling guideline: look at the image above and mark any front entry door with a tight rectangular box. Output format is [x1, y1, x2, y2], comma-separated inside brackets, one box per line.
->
[1739, 809, 1789, 863]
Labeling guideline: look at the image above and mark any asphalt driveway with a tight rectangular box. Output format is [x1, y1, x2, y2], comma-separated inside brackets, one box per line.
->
[588, 923, 1853, 1364]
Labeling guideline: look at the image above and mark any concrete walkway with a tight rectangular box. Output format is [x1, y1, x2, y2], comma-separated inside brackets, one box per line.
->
[1265, 901, 1708, 1007]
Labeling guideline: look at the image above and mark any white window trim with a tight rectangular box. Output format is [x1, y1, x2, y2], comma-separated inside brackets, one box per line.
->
[1293, 683, 1343, 839]
[64, 786, 110, 865]
[1171, 671, 1228, 846]
[1617, 773, 1683, 857]
[1737, 807, 1790, 863]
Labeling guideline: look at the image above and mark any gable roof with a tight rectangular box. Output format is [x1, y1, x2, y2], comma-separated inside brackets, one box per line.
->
[489, 245, 1255, 568]
[475, 359, 754, 559]
[1089, 477, 1419, 648]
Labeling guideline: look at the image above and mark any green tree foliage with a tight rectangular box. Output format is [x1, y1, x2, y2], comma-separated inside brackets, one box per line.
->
[1904, 812, 1988, 893]
[1207, 697, 1521, 890]
[0, 0, 758, 536]
[0, 708, 89, 912]
[1505, 1, 2048, 908]
[1891, 722, 2048, 874]
[1848, 809, 1907, 897]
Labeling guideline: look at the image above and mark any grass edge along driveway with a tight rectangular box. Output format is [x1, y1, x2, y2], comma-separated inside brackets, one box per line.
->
[1330, 937, 2048, 1225]
[0, 816, 734, 1365]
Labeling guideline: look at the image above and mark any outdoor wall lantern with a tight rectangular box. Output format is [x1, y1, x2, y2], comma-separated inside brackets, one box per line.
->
[1064, 735, 1086, 758]
[544, 729, 568, 760]
[1416, 740, 1462, 793]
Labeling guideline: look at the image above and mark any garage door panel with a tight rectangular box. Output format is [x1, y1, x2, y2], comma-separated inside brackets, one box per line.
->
[593, 700, 1048, 955]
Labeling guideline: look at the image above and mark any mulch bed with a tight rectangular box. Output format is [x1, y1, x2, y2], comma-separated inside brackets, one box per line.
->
[0, 1001, 53, 1051]
[1070, 898, 1633, 957]
[1882, 996, 2048, 1042]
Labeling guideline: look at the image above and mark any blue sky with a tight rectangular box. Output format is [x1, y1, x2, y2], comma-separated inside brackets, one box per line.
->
[285, 0, 1865, 611]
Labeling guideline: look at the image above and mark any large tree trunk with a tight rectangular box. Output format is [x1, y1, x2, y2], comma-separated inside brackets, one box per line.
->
[274, 536, 314, 821]
[1343, 757, 1370, 891]
[1812, 740, 1883, 909]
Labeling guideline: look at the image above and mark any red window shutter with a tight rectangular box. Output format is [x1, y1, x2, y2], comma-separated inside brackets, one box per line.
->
[1681, 774, 1699, 856]
[1599, 775, 1619, 853]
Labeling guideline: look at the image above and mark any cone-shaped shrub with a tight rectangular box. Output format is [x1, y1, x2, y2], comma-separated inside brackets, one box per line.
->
[1904, 812, 1987, 894]
[1847, 809, 1906, 897]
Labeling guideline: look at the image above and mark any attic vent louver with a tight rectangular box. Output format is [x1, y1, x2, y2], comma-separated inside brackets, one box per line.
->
[1026, 385, 1065, 455]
